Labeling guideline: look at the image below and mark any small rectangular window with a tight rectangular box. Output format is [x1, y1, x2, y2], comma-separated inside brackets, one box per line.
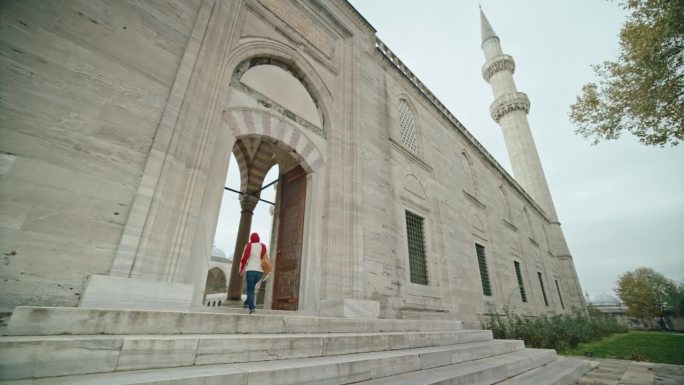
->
[476, 244, 491, 296]
[555, 280, 565, 310]
[514, 261, 527, 303]
[405, 210, 428, 285]
[538, 272, 549, 306]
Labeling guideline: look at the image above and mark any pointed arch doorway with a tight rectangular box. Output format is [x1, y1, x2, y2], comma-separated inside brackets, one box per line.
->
[222, 124, 322, 311]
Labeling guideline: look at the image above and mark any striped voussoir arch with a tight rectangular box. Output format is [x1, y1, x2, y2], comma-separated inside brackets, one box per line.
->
[232, 139, 277, 198]
[223, 108, 325, 174]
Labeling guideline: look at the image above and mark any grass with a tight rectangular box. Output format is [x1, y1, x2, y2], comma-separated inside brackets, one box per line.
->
[562, 331, 684, 365]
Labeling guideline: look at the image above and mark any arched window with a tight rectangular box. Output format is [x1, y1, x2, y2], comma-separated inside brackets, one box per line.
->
[462, 152, 477, 196]
[239, 62, 323, 128]
[398, 99, 419, 153]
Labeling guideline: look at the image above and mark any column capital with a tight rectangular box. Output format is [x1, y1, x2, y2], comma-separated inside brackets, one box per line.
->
[239, 194, 259, 213]
[489, 92, 530, 122]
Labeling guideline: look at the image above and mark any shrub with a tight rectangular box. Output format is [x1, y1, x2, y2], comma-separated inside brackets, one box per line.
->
[481, 306, 627, 352]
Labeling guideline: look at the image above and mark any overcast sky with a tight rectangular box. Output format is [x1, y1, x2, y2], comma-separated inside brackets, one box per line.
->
[214, 0, 684, 302]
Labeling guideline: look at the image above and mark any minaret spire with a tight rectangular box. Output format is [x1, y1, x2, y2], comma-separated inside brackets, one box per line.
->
[479, 8, 498, 46]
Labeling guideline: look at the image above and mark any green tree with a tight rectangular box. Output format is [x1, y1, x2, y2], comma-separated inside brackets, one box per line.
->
[569, 0, 684, 146]
[666, 281, 684, 316]
[615, 267, 676, 323]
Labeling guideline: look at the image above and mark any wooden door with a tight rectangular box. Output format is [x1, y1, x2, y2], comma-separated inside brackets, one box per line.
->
[272, 165, 306, 310]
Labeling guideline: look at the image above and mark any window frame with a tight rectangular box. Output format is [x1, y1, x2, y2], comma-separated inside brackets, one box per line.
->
[555, 279, 565, 310]
[475, 243, 492, 296]
[514, 260, 528, 303]
[538, 271, 549, 306]
[397, 98, 421, 154]
[404, 209, 429, 286]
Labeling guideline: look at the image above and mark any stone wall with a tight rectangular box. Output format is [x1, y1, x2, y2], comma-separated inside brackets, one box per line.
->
[0, 0, 584, 324]
[356, 29, 578, 326]
[0, 0, 203, 311]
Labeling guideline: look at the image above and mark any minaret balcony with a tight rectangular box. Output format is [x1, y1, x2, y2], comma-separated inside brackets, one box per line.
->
[481, 54, 515, 82]
[489, 92, 530, 122]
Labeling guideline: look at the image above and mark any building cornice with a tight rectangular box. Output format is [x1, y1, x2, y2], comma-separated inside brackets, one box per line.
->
[339, 0, 377, 33]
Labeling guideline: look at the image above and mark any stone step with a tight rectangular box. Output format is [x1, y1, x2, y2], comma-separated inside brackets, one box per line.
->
[192, 305, 316, 316]
[504, 356, 592, 385]
[0, 330, 495, 380]
[0, 341, 541, 385]
[353, 348, 558, 385]
[4, 307, 462, 336]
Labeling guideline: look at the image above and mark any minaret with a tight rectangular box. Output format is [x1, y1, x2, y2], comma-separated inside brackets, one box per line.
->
[480, 9, 585, 309]
[480, 9, 558, 223]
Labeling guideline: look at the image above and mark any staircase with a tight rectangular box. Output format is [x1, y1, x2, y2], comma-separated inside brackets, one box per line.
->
[0, 307, 590, 384]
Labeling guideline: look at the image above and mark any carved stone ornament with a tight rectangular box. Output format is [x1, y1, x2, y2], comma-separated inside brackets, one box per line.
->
[489, 92, 530, 122]
[481, 54, 515, 82]
[258, 0, 333, 54]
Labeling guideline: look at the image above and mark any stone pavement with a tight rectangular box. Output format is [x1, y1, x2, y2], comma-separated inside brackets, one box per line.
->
[570, 357, 684, 385]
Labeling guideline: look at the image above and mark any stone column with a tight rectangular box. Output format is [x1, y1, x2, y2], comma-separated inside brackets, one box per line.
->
[227, 194, 259, 300]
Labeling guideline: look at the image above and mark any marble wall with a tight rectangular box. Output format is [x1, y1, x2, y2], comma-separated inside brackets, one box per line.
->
[0, 0, 584, 325]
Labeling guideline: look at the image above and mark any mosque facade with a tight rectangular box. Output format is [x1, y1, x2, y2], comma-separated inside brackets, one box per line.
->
[0, 0, 585, 327]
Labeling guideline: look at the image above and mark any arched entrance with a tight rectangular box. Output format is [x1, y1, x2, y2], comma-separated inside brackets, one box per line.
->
[215, 52, 328, 312]
[203, 267, 226, 302]
[220, 122, 324, 311]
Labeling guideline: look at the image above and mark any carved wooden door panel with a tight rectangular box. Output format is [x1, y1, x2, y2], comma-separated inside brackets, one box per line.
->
[272, 165, 306, 310]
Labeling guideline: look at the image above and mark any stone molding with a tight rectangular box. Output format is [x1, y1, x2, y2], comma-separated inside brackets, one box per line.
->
[463, 190, 486, 210]
[489, 92, 530, 122]
[390, 138, 433, 173]
[503, 219, 518, 232]
[257, 0, 334, 55]
[481, 54, 515, 82]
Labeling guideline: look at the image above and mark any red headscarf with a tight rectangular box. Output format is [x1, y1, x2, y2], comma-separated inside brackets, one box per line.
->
[239, 232, 267, 273]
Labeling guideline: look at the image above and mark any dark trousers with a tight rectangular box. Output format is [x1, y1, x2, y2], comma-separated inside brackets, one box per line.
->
[245, 270, 264, 311]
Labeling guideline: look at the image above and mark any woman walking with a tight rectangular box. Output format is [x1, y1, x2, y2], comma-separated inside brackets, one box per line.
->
[239, 232, 268, 314]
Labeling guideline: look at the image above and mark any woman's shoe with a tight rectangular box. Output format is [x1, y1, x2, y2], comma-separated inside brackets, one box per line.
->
[249, 309, 255, 314]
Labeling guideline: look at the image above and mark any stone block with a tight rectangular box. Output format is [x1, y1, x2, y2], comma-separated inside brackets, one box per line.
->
[319, 299, 380, 319]
[246, 359, 372, 385]
[79, 275, 194, 311]
[195, 335, 324, 365]
[116, 336, 199, 371]
[506, 357, 591, 385]
[369, 354, 421, 379]
[323, 333, 389, 356]
[0, 337, 122, 380]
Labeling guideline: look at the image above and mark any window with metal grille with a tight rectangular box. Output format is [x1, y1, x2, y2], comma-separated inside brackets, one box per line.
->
[475, 244, 491, 296]
[398, 99, 419, 153]
[514, 261, 527, 303]
[555, 280, 565, 309]
[405, 210, 428, 285]
[538, 272, 549, 306]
